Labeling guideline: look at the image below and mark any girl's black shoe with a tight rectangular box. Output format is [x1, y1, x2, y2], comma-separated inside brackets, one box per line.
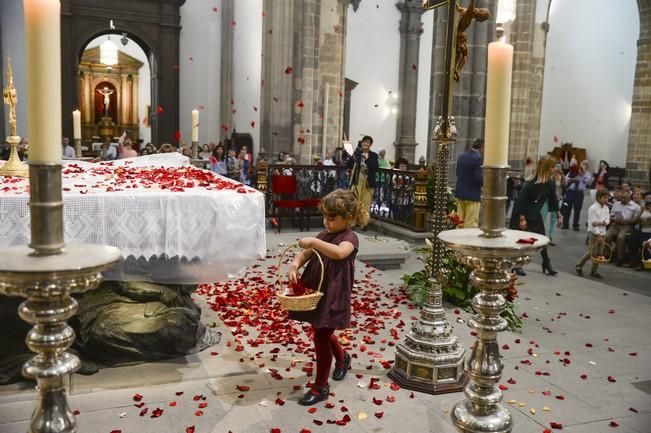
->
[298, 385, 329, 406]
[332, 352, 351, 381]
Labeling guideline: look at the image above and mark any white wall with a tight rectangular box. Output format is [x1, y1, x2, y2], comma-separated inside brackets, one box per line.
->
[86, 35, 151, 144]
[232, 0, 263, 156]
[539, 0, 639, 169]
[345, 2, 401, 162]
[179, 0, 222, 146]
[0, 0, 27, 138]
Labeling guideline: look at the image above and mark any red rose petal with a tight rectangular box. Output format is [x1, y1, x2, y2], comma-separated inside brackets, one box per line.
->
[307, 407, 317, 414]
[270, 429, 281, 433]
[550, 421, 563, 429]
[609, 421, 619, 427]
[374, 411, 384, 418]
[194, 410, 204, 416]
[150, 408, 164, 418]
[608, 376, 617, 383]
[236, 385, 250, 392]
[284, 67, 293, 74]
[580, 374, 588, 380]
[186, 427, 195, 433]
[133, 393, 143, 402]
[629, 407, 638, 413]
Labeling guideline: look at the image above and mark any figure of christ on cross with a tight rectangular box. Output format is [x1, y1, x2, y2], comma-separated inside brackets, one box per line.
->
[97, 86, 115, 117]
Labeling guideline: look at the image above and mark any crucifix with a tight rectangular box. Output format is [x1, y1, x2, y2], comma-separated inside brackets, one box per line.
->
[389, 0, 492, 416]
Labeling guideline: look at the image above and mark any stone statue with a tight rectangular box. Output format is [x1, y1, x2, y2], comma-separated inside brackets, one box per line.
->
[97, 86, 115, 117]
[3, 57, 18, 137]
[454, 0, 490, 82]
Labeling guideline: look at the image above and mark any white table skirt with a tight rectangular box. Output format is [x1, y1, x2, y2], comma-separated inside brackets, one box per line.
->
[0, 154, 266, 284]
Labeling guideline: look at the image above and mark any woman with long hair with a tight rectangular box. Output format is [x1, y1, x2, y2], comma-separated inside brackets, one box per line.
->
[510, 155, 563, 276]
[211, 143, 227, 175]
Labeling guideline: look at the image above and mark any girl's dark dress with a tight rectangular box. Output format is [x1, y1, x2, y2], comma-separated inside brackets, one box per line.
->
[290, 228, 358, 329]
[509, 179, 558, 235]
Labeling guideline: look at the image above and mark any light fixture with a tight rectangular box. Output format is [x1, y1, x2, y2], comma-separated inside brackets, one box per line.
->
[100, 20, 118, 66]
[496, 0, 516, 24]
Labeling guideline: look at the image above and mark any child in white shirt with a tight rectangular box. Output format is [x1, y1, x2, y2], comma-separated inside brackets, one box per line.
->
[575, 189, 611, 278]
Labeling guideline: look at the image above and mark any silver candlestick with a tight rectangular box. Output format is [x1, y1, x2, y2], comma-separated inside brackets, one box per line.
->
[0, 164, 120, 433]
[439, 165, 548, 433]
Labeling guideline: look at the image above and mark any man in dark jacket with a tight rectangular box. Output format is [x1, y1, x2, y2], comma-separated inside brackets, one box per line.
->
[454, 138, 483, 227]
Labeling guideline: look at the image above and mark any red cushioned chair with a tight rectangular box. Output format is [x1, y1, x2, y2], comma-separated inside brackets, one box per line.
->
[271, 175, 306, 232]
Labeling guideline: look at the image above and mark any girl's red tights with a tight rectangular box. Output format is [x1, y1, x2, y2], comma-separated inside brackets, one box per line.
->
[313, 326, 345, 388]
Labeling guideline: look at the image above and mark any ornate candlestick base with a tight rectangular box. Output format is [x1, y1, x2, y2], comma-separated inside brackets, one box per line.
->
[0, 135, 28, 177]
[0, 164, 121, 433]
[389, 117, 467, 394]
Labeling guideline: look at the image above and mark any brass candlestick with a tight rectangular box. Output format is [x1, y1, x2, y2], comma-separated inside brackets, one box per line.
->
[439, 165, 548, 433]
[1, 57, 28, 178]
[0, 163, 120, 433]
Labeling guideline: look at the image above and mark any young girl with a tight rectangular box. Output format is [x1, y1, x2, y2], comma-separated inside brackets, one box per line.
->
[288, 189, 369, 406]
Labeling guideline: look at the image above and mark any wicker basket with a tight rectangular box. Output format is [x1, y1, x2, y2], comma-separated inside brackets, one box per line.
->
[275, 243, 325, 311]
[590, 241, 612, 264]
[642, 243, 651, 270]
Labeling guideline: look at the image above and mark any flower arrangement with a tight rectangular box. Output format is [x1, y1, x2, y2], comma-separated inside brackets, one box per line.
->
[402, 184, 523, 330]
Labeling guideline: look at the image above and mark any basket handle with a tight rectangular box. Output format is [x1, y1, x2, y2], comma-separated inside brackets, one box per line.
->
[590, 238, 612, 258]
[275, 242, 325, 295]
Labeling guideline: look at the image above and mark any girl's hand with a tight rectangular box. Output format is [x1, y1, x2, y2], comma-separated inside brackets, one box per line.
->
[519, 217, 527, 230]
[288, 264, 299, 284]
[298, 237, 317, 250]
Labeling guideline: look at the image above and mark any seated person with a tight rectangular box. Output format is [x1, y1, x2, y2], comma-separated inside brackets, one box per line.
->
[141, 142, 156, 156]
[98, 138, 118, 161]
[605, 190, 641, 266]
[627, 192, 651, 270]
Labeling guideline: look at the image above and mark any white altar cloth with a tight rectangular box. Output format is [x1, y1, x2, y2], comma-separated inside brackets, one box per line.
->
[0, 154, 266, 284]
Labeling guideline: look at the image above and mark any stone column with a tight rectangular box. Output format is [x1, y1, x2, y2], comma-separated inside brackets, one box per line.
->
[426, 0, 497, 182]
[626, 0, 651, 190]
[261, 0, 296, 158]
[507, 0, 550, 175]
[220, 0, 234, 139]
[394, 0, 425, 164]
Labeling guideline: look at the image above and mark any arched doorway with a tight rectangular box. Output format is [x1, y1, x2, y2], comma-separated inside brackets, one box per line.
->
[78, 33, 152, 147]
[61, 0, 184, 146]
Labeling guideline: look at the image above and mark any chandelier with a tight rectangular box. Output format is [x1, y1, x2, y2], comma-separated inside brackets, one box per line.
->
[99, 20, 118, 66]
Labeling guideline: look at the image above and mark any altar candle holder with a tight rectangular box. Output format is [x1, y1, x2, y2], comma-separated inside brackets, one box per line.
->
[0, 163, 120, 433]
[438, 165, 548, 433]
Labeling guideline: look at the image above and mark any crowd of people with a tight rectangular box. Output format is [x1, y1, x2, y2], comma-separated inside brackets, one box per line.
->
[459, 145, 651, 277]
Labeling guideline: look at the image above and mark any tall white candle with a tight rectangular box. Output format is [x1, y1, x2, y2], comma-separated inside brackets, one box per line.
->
[24, 0, 62, 163]
[72, 109, 81, 140]
[191, 109, 199, 142]
[483, 41, 513, 167]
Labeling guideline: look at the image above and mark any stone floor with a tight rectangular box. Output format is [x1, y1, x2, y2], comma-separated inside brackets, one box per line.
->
[0, 225, 649, 433]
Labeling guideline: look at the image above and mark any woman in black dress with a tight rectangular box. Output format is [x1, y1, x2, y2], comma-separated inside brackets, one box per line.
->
[510, 155, 563, 275]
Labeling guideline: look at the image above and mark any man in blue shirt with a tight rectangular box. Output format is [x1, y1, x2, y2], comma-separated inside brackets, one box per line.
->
[454, 138, 483, 228]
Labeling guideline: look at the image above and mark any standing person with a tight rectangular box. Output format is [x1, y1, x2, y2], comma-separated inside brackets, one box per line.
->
[575, 189, 611, 279]
[347, 135, 378, 228]
[509, 155, 563, 276]
[606, 190, 641, 266]
[288, 189, 368, 405]
[626, 192, 651, 269]
[62, 137, 75, 159]
[210, 143, 227, 175]
[592, 160, 610, 190]
[117, 131, 138, 159]
[454, 138, 483, 228]
[506, 170, 523, 218]
[562, 159, 592, 230]
[140, 142, 156, 156]
[225, 147, 240, 181]
[199, 144, 212, 160]
[238, 146, 251, 185]
[542, 164, 566, 245]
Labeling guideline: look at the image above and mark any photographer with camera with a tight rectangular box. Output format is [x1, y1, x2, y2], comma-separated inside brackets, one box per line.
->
[346, 135, 378, 229]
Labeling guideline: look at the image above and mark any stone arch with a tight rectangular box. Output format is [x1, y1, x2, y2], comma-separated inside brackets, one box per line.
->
[61, 0, 184, 145]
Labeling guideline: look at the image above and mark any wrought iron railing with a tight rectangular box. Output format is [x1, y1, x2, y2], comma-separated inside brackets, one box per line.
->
[256, 161, 430, 232]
